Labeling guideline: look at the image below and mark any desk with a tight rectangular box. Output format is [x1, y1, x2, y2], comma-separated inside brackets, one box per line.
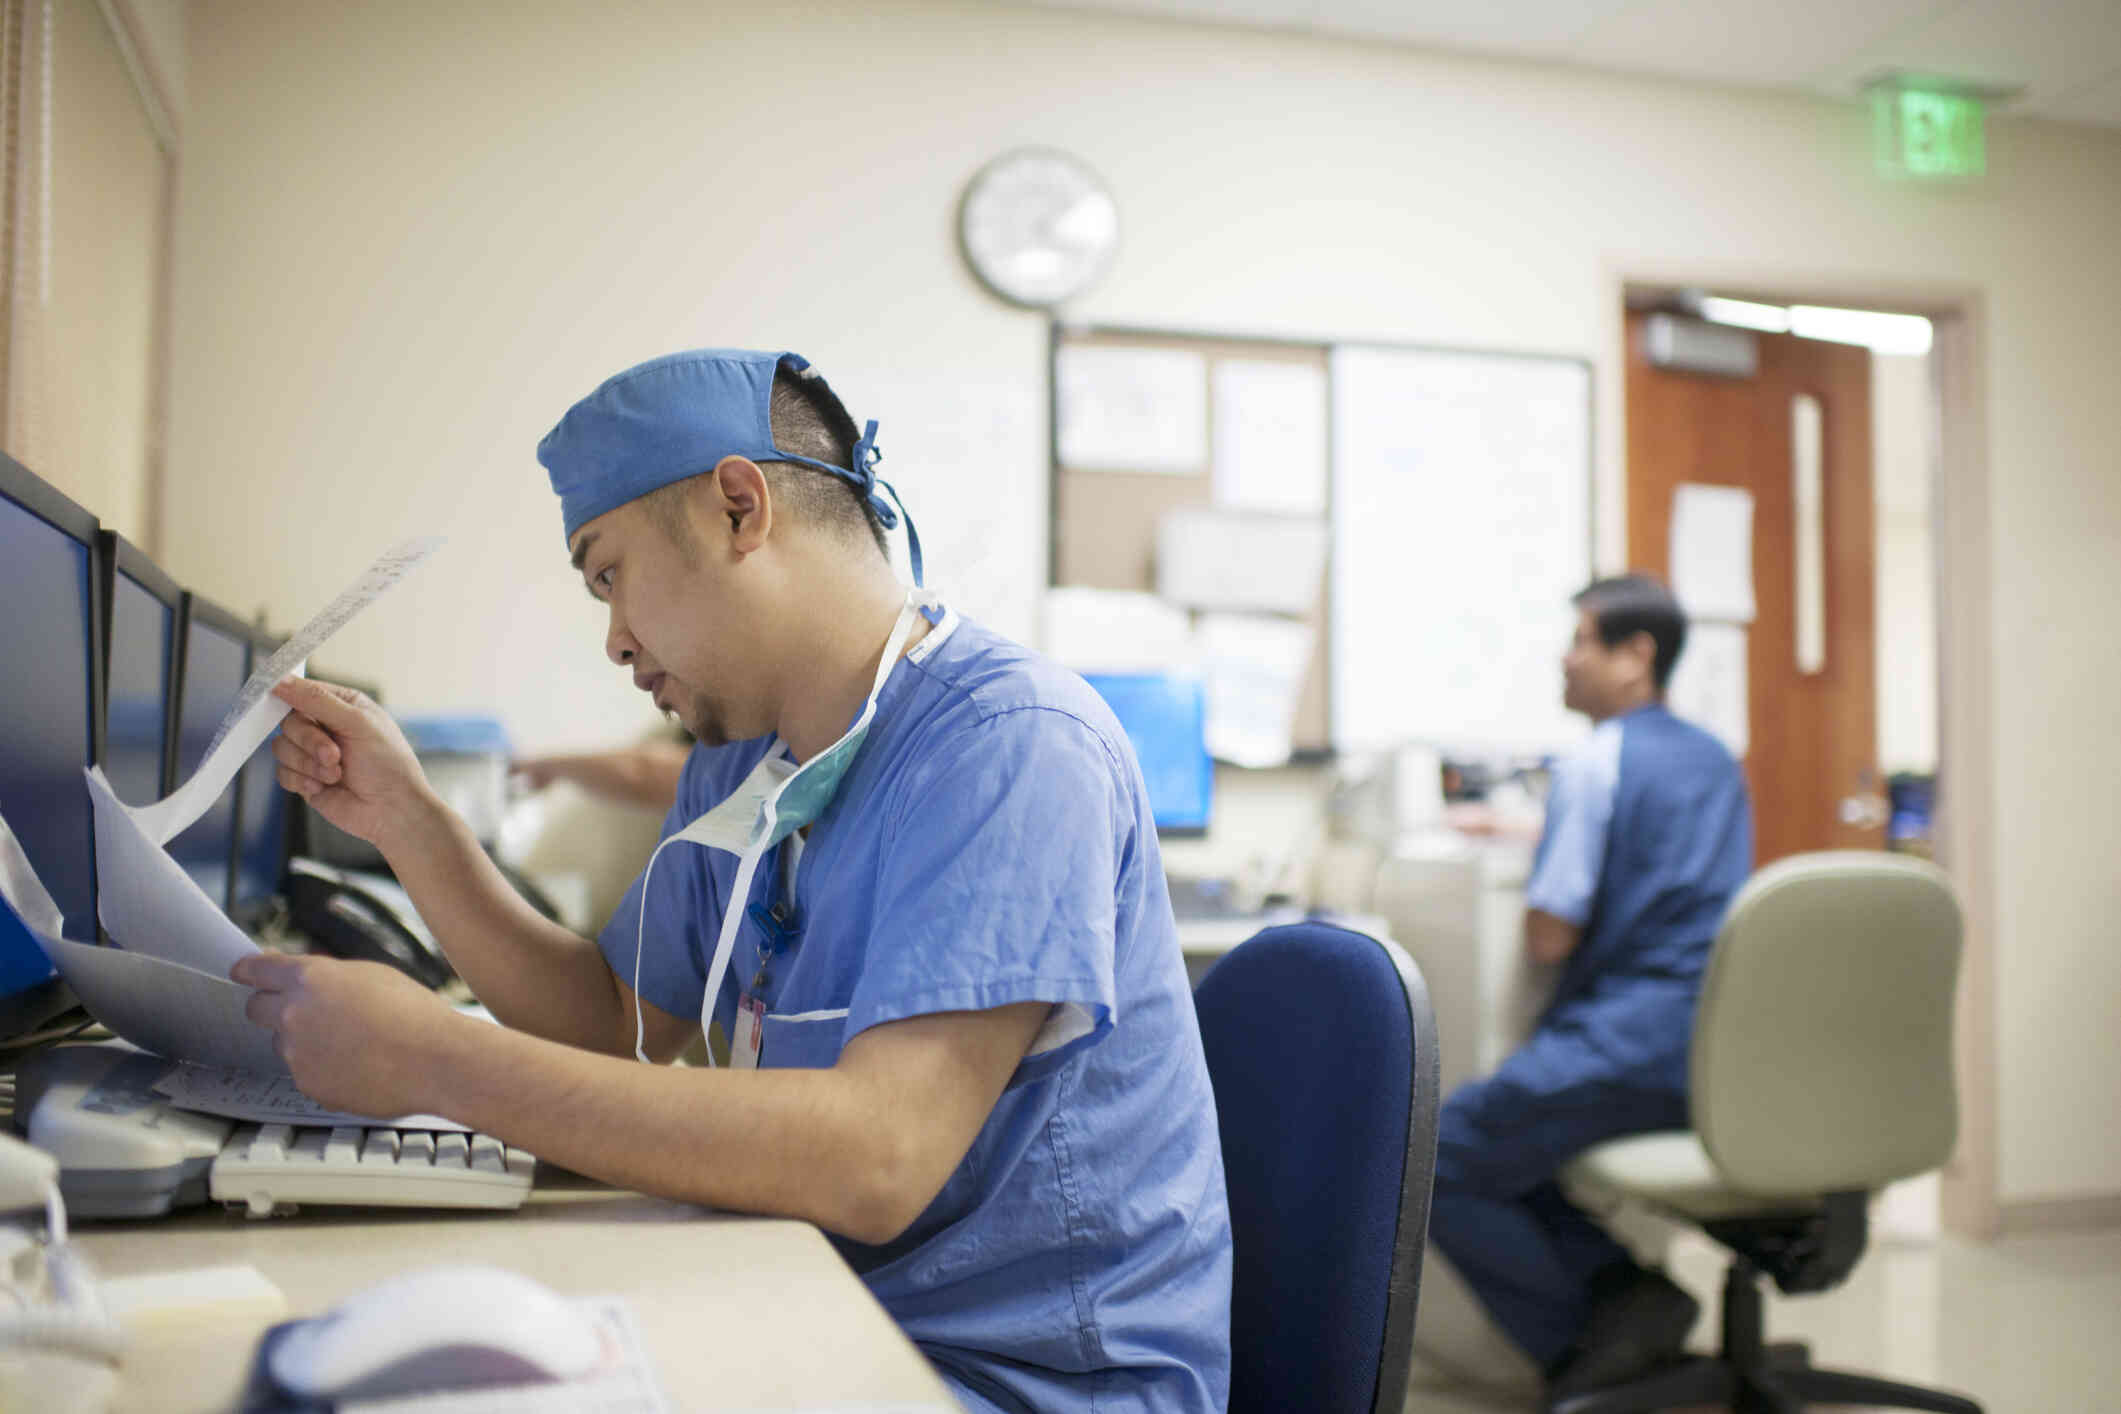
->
[70, 1173, 955, 1413]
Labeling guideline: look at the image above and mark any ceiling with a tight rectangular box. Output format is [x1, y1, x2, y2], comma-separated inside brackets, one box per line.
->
[1010, 0, 2121, 128]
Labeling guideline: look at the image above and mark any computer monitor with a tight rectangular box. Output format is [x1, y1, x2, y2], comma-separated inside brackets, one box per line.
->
[1080, 672, 1214, 837]
[168, 593, 250, 914]
[0, 453, 105, 1010]
[232, 625, 292, 923]
[98, 532, 180, 810]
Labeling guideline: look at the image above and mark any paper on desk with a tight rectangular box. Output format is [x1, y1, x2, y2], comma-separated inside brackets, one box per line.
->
[152, 1061, 467, 1132]
[125, 537, 443, 847]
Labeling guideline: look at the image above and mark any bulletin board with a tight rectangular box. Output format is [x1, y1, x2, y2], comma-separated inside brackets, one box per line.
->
[1049, 324, 1593, 759]
[1048, 324, 1334, 755]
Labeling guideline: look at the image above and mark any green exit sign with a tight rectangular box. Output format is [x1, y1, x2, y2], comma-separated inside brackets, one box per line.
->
[1873, 87, 1986, 179]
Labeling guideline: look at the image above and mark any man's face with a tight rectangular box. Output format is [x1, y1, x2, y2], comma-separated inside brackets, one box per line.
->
[1560, 607, 1639, 718]
[569, 494, 765, 748]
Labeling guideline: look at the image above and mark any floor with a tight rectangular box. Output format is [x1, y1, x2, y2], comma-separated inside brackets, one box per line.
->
[1406, 1224, 2121, 1412]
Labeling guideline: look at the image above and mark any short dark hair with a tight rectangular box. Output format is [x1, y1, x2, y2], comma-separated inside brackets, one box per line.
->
[760, 371, 887, 556]
[1573, 574, 1687, 690]
[637, 368, 888, 559]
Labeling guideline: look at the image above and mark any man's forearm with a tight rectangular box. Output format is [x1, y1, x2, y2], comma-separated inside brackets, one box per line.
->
[380, 796, 629, 1053]
[426, 1018, 922, 1242]
[1524, 908, 1582, 966]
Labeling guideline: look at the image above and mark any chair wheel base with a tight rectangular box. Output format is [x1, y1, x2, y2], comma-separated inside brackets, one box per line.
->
[1547, 1350, 1983, 1414]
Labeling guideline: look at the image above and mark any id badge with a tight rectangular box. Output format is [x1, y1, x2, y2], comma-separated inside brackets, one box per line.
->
[731, 994, 766, 1070]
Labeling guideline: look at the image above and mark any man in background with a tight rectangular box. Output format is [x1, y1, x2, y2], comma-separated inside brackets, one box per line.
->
[1427, 574, 1753, 1399]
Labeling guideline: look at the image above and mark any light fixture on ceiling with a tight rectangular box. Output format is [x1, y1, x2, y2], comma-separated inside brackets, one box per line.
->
[1686, 292, 1932, 356]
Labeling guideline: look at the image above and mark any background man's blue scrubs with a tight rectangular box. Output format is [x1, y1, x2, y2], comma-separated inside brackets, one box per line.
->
[1429, 704, 1751, 1367]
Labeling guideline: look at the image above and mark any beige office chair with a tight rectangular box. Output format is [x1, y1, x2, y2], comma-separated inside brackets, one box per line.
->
[1555, 851, 1982, 1414]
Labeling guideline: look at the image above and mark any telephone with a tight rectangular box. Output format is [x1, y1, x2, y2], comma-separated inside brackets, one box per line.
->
[282, 859, 455, 990]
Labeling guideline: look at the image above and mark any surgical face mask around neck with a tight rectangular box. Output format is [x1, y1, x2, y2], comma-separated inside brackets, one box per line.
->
[628, 592, 932, 1063]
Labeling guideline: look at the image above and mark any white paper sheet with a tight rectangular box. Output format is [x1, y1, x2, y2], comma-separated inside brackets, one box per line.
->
[1155, 509, 1328, 616]
[1212, 360, 1327, 514]
[0, 539, 441, 1082]
[37, 935, 289, 1075]
[1056, 345, 1207, 473]
[1040, 587, 1196, 675]
[1667, 620, 1749, 758]
[129, 536, 443, 846]
[152, 1062, 466, 1132]
[90, 766, 258, 978]
[1197, 613, 1313, 769]
[1670, 483, 1756, 625]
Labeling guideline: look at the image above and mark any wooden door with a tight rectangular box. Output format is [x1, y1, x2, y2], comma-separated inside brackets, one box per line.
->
[1625, 311, 1882, 866]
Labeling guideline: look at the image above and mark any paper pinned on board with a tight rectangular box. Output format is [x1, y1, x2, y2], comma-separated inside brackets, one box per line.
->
[1670, 484, 1755, 624]
[1057, 345, 1207, 473]
[1212, 360, 1327, 515]
[1155, 508, 1328, 616]
[1667, 619, 1749, 758]
[1198, 612, 1313, 769]
[1040, 587, 1196, 676]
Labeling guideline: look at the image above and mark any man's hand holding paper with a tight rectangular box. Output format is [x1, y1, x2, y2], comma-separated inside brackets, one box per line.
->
[270, 676, 437, 852]
[232, 950, 464, 1118]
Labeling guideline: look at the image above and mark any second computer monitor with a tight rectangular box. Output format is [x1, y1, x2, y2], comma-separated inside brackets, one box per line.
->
[168, 593, 250, 913]
[232, 627, 292, 922]
[99, 533, 180, 810]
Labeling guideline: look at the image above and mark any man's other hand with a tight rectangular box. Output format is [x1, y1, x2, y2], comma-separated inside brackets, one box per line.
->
[233, 950, 462, 1118]
[271, 677, 437, 853]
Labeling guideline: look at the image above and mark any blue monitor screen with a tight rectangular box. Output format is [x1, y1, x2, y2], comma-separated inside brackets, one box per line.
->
[0, 494, 97, 993]
[167, 609, 247, 912]
[105, 570, 174, 808]
[232, 639, 288, 914]
[1081, 673, 1214, 836]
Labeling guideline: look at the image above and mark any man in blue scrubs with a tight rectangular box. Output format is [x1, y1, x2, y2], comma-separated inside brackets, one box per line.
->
[235, 349, 1233, 1412]
[1427, 575, 1751, 1399]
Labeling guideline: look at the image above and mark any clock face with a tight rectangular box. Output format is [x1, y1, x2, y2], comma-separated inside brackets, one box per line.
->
[958, 148, 1119, 309]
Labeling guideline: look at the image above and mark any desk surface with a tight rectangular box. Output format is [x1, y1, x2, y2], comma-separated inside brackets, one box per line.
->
[72, 1173, 954, 1413]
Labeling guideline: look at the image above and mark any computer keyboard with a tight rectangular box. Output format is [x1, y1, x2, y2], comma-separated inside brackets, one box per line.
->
[12, 1042, 536, 1220]
[212, 1121, 535, 1219]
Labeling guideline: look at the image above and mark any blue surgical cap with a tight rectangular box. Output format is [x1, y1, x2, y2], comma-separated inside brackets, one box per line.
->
[538, 348, 920, 580]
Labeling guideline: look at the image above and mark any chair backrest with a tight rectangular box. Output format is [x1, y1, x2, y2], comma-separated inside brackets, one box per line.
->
[1193, 922, 1440, 1414]
[1692, 850, 1963, 1196]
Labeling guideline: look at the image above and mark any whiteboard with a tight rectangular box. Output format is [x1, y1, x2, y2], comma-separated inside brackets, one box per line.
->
[1330, 345, 1592, 753]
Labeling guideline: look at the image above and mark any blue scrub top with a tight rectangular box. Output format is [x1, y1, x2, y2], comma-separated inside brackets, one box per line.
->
[601, 611, 1233, 1414]
[1524, 703, 1752, 1094]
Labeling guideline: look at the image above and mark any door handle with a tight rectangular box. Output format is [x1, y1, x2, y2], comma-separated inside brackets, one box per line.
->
[1838, 793, 1889, 829]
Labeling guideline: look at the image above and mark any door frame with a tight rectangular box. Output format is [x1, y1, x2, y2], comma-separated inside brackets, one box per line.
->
[1607, 269, 1997, 1239]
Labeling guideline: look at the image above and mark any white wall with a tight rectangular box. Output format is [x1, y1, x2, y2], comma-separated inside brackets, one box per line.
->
[165, 0, 2121, 1206]
[1873, 352, 1938, 777]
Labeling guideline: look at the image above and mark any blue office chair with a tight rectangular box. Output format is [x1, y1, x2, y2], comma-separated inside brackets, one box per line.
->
[1195, 921, 1442, 1414]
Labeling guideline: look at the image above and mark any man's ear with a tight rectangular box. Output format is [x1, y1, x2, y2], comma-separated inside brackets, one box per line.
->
[706, 456, 772, 554]
[1625, 629, 1660, 685]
